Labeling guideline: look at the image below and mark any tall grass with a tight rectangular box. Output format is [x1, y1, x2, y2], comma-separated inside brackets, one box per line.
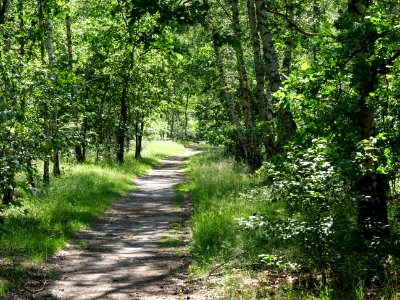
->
[188, 149, 400, 299]
[188, 150, 268, 265]
[0, 141, 185, 293]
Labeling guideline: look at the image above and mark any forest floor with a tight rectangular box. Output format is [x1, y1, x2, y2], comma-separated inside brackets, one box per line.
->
[6, 148, 211, 300]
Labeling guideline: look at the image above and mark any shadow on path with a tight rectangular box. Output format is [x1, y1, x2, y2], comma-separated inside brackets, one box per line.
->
[33, 150, 196, 300]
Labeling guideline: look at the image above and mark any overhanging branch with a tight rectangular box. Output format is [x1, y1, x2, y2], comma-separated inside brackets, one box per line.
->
[265, 7, 319, 37]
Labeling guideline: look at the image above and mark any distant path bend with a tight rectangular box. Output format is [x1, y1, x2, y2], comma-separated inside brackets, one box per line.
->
[37, 148, 196, 300]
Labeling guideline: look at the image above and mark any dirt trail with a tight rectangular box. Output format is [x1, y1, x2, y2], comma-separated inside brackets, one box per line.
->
[34, 149, 196, 300]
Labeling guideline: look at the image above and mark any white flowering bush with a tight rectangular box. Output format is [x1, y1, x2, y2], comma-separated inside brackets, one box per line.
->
[239, 139, 361, 277]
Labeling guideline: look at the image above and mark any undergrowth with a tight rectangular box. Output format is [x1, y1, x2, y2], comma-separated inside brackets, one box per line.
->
[0, 140, 185, 295]
[187, 148, 400, 299]
[188, 149, 268, 264]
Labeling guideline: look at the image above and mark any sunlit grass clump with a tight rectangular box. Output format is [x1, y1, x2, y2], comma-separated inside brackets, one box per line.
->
[0, 141, 185, 294]
[187, 150, 268, 264]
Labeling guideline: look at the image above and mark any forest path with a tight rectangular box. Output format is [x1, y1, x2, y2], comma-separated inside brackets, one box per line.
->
[35, 148, 197, 300]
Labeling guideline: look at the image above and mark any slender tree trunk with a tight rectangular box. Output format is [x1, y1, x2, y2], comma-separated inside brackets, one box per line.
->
[46, 15, 55, 68]
[0, 0, 9, 51]
[2, 187, 13, 205]
[46, 14, 61, 176]
[117, 84, 128, 163]
[0, 0, 8, 25]
[82, 117, 87, 161]
[66, 14, 73, 69]
[229, 0, 261, 170]
[135, 114, 144, 159]
[346, 0, 390, 241]
[27, 159, 35, 188]
[18, 2, 25, 56]
[15, 6, 35, 187]
[52, 112, 61, 177]
[282, 0, 294, 73]
[37, 1, 46, 62]
[65, 11, 83, 163]
[169, 113, 174, 140]
[256, 0, 296, 142]
[212, 32, 248, 161]
[184, 93, 189, 140]
[43, 155, 50, 184]
[247, 0, 275, 156]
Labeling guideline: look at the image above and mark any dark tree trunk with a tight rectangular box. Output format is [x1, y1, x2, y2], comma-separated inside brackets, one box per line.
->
[52, 114, 61, 176]
[18, 2, 25, 56]
[117, 85, 128, 163]
[0, 0, 8, 25]
[53, 150, 60, 176]
[43, 155, 50, 184]
[66, 14, 73, 69]
[235, 133, 246, 163]
[347, 0, 390, 241]
[135, 115, 144, 159]
[184, 93, 189, 140]
[2, 187, 13, 206]
[1, 0, 9, 51]
[282, 0, 294, 73]
[27, 159, 35, 188]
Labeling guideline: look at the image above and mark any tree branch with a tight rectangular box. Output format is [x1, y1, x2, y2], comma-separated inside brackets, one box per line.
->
[265, 7, 320, 37]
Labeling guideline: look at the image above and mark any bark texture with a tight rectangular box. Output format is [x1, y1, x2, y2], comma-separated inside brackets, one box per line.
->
[212, 32, 248, 161]
[247, 0, 275, 156]
[256, 0, 296, 142]
[229, 0, 261, 170]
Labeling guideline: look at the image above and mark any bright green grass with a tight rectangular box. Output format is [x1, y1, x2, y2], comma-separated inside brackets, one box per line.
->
[0, 140, 185, 294]
[187, 150, 272, 265]
[187, 149, 400, 299]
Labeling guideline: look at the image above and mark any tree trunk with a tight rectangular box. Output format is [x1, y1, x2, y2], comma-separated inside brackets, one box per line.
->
[46, 15, 61, 176]
[212, 31, 248, 161]
[37, 1, 46, 63]
[117, 85, 128, 163]
[256, 0, 296, 142]
[66, 10, 83, 163]
[46, 14, 55, 68]
[184, 93, 189, 140]
[18, 1, 25, 56]
[169, 113, 174, 140]
[66, 14, 73, 69]
[43, 155, 50, 184]
[135, 114, 145, 159]
[282, 0, 294, 73]
[0, 0, 8, 25]
[347, 0, 390, 241]
[229, 0, 261, 171]
[247, 0, 275, 156]
[2, 187, 13, 206]
[52, 112, 61, 176]
[0, 0, 9, 51]
[27, 159, 35, 188]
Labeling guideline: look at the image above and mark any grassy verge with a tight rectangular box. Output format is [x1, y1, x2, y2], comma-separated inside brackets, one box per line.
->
[186, 148, 400, 299]
[0, 140, 185, 295]
[187, 149, 264, 265]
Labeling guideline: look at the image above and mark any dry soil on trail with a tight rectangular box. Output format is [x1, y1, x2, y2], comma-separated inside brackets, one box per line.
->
[30, 149, 197, 300]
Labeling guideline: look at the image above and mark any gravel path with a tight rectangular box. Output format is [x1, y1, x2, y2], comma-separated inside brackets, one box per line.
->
[34, 149, 196, 300]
